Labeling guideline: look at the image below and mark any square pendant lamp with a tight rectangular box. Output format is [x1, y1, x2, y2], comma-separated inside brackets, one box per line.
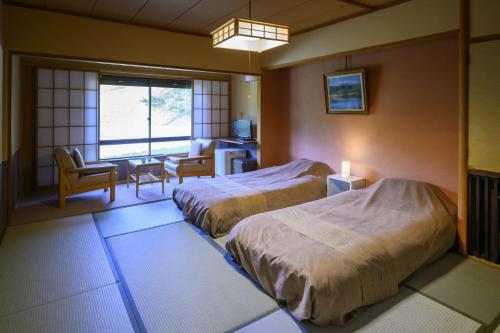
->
[211, 18, 289, 53]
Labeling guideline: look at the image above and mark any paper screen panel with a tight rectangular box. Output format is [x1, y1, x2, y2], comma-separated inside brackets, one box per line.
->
[192, 79, 229, 139]
[35, 67, 99, 186]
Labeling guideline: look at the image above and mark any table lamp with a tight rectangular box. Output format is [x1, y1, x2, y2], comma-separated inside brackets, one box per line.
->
[341, 161, 350, 179]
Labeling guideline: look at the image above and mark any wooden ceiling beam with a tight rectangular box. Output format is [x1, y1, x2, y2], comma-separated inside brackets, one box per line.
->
[336, 0, 376, 11]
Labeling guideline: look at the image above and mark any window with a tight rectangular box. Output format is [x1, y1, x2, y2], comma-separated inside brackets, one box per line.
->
[99, 76, 192, 159]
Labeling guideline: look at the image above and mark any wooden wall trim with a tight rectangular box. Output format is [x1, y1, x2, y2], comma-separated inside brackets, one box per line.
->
[457, 0, 469, 255]
[19, 57, 232, 81]
[9, 50, 261, 77]
[469, 33, 500, 44]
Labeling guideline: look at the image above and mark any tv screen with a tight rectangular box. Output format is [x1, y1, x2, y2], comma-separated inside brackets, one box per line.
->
[232, 119, 252, 139]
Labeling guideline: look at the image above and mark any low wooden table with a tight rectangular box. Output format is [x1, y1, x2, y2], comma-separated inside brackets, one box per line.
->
[127, 158, 164, 197]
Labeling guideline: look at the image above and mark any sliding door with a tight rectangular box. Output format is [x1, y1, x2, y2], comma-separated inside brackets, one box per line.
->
[36, 68, 98, 187]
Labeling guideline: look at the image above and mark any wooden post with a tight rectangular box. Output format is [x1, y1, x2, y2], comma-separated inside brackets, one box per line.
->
[457, 0, 469, 255]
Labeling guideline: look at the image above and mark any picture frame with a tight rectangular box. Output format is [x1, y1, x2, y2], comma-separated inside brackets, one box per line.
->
[323, 69, 368, 114]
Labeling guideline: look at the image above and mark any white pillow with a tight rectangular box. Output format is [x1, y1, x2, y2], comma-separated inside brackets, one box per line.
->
[188, 141, 202, 157]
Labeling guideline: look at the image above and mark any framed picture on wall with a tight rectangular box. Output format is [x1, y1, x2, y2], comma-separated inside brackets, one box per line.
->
[323, 69, 368, 114]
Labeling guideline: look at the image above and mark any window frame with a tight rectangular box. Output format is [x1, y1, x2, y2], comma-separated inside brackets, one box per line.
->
[98, 75, 193, 160]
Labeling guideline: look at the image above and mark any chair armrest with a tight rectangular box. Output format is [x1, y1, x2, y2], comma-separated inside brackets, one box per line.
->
[85, 160, 108, 165]
[66, 165, 117, 174]
[166, 153, 189, 159]
[178, 156, 212, 164]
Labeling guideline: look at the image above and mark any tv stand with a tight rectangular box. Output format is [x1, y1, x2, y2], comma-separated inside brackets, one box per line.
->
[217, 137, 258, 145]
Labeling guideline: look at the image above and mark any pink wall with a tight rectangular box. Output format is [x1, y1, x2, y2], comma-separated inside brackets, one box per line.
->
[261, 35, 459, 202]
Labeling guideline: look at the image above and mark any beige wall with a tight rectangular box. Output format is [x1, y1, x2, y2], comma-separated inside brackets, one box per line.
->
[262, 35, 459, 202]
[468, 1, 500, 172]
[470, 0, 500, 38]
[231, 75, 260, 136]
[262, 0, 459, 69]
[231, 74, 261, 163]
[4, 5, 261, 75]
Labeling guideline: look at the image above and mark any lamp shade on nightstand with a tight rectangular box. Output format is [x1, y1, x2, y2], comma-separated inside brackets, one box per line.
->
[341, 161, 350, 178]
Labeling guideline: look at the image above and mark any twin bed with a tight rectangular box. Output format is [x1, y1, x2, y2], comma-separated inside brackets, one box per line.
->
[173, 159, 333, 237]
[173, 161, 457, 326]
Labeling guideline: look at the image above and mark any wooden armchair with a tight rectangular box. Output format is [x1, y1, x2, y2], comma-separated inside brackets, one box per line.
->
[54, 147, 118, 208]
[164, 139, 216, 184]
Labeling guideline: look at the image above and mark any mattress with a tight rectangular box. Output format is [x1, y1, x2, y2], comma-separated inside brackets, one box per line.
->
[173, 159, 333, 237]
[226, 178, 457, 326]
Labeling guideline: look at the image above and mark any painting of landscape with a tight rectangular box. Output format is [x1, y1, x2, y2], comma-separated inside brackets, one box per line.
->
[324, 69, 367, 114]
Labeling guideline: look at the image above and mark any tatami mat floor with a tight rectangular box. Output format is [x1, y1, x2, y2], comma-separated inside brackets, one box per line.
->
[0, 200, 499, 333]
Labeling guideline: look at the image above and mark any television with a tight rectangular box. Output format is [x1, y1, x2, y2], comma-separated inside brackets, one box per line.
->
[232, 119, 252, 139]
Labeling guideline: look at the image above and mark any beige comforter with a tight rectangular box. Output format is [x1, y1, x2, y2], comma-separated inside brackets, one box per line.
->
[173, 159, 333, 237]
[226, 178, 457, 326]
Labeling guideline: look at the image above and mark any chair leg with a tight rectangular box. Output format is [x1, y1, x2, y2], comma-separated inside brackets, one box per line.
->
[59, 194, 65, 208]
[165, 170, 170, 183]
[110, 171, 116, 202]
[59, 171, 66, 208]
[178, 175, 183, 184]
[161, 167, 165, 194]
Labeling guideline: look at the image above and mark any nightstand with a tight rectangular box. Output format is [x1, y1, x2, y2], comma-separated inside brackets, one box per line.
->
[327, 174, 366, 196]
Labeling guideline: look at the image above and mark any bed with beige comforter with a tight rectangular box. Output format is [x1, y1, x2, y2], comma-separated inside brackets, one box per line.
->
[173, 159, 333, 237]
[226, 178, 457, 326]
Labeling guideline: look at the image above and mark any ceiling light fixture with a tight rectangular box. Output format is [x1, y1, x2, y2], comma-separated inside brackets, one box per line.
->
[211, 0, 290, 53]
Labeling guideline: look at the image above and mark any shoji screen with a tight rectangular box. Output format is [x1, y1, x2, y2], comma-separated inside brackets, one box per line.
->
[36, 68, 98, 187]
[193, 79, 229, 138]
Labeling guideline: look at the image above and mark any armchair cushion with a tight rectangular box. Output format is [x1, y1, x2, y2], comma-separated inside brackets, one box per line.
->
[164, 160, 207, 174]
[75, 170, 118, 188]
[188, 141, 202, 158]
[54, 147, 78, 187]
[78, 163, 117, 176]
[168, 156, 184, 163]
[73, 148, 85, 168]
[198, 139, 216, 156]
[55, 147, 77, 169]
[197, 139, 216, 170]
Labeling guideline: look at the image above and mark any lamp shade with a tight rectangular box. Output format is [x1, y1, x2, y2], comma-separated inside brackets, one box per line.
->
[341, 161, 351, 179]
[211, 18, 289, 53]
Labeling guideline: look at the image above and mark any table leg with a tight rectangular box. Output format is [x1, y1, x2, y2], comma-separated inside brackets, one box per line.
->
[136, 167, 140, 197]
[161, 165, 165, 194]
[127, 163, 130, 188]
